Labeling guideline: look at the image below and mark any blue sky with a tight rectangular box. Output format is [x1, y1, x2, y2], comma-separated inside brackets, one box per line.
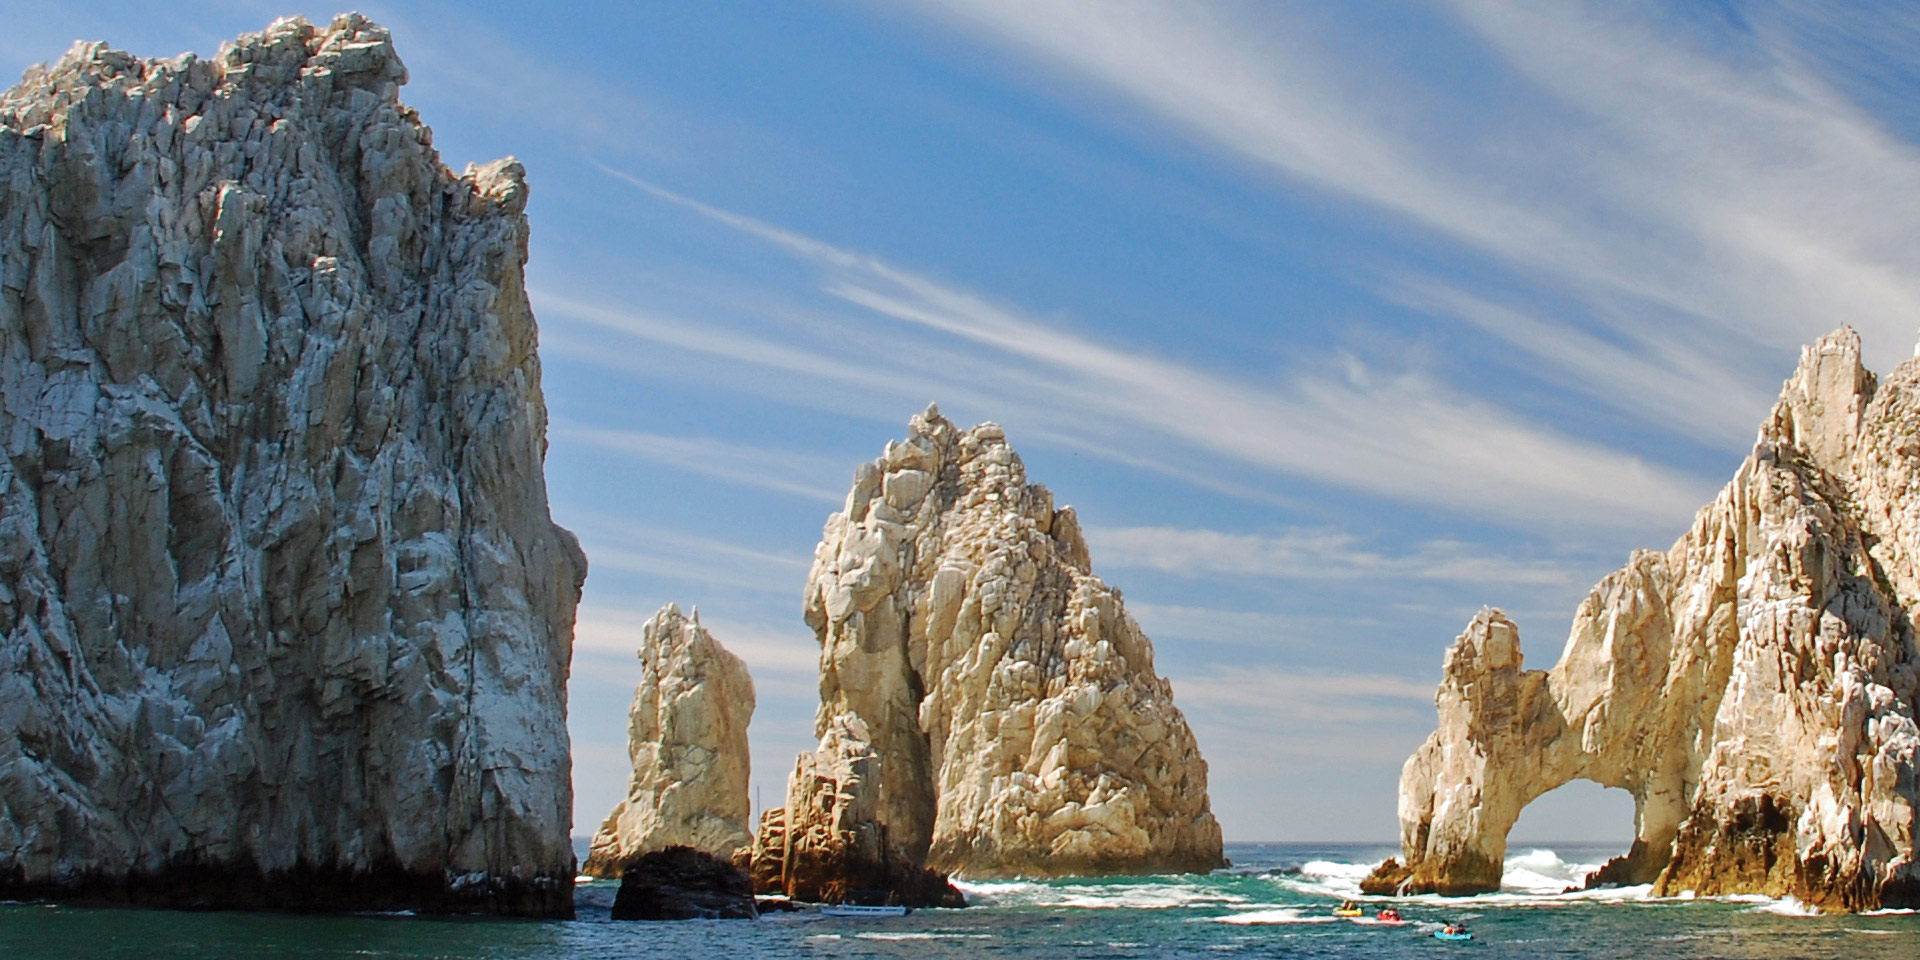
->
[13, 1, 1920, 844]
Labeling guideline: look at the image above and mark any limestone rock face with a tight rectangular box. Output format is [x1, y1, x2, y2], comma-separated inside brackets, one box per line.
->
[1387, 328, 1920, 911]
[747, 716, 966, 907]
[583, 604, 754, 877]
[0, 16, 586, 915]
[755, 406, 1222, 888]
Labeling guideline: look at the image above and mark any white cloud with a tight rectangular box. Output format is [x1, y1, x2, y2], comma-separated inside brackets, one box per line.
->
[1090, 524, 1572, 586]
[587, 171, 1714, 535]
[565, 519, 811, 598]
[903, 0, 1920, 446]
[1170, 666, 1438, 764]
[553, 421, 849, 505]
[572, 605, 821, 691]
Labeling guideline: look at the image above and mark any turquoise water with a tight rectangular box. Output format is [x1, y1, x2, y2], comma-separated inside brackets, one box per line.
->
[3, 844, 1916, 958]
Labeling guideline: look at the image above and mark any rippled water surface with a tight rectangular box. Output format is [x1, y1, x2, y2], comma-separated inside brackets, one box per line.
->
[4, 844, 1916, 958]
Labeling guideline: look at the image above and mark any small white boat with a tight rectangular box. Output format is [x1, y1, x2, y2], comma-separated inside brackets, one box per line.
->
[820, 903, 910, 917]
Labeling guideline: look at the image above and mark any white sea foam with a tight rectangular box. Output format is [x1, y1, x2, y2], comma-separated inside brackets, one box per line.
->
[1270, 847, 1649, 906]
[1202, 907, 1341, 925]
[956, 879, 1247, 910]
[1749, 896, 1822, 916]
[854, 933, 995, 941]
[1500, 848, 1604, 894]
[1864, 907, 1917, 916]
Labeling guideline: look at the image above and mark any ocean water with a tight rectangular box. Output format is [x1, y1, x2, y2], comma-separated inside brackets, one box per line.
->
[3, 843, 1916, 958]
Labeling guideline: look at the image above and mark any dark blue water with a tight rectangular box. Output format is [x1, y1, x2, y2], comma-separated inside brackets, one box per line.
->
[2, 844, 1915, 958]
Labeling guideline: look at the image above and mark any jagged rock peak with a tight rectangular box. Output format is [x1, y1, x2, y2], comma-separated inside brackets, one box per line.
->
[0, 15, 585, 915]
[1379, 326, 1920, 911]
[757, 407, 1221, 888]
[583, 604, 756, 877]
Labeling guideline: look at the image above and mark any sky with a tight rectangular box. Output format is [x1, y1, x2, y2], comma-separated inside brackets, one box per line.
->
[11, 0, 1920, 846]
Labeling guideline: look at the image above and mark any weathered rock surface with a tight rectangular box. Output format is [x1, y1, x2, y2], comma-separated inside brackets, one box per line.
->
[1382, 328, 1920, 911]
[748, 716, 966, 907]
[583, 604, 754, 878]
[609, 846, 756, 921]
[752, 406, 1222, 892]
[0, 16, 585, 915]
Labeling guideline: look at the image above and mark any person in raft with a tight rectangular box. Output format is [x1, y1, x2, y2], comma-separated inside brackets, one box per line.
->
[1376, 908, 1402, 922]
[1443, 922, 1469, 936]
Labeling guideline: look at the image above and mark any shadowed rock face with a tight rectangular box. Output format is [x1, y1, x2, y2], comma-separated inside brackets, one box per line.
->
[609, 846, 756, 922]
[583, 604, 755, 878]
[752, 406, 1221, 896]
[1382, 328, 1920, 912]
[0, 15, 585, 915]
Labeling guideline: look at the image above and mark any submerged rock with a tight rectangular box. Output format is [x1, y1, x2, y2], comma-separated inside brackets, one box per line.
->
[583, 604, 755, 878]
[1386, 328, 1920, 911]
[0, 16, 584, 915]
[609, 846, 756, 921]
[752, 406, 1221, 896]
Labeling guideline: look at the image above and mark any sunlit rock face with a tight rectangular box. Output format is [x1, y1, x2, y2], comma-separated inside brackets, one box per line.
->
[0, 15, 585, 915]
[752, 405, 1222, 895]
[582, 604, 754, 877]
[1384, 328, 1920, 911]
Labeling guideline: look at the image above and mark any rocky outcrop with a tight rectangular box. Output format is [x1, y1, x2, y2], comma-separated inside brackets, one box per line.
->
[747, 716, 966, 907]
[609, 846, 757, 921]
[752, 406, 1222, 894]
[583, 604, 754, 877]
[1382, 328, 1920, 911]
[0, 16, 585, 915]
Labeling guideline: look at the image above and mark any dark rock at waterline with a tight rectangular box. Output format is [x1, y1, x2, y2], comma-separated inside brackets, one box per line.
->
[1359, 858, 1413, 896]
[610, 847, 757, 921]
[1580, 839, 1664, 890]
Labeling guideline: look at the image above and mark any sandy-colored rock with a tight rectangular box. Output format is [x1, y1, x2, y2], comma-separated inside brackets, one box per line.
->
[583, 604, 754, 877]
[0, 16, 585, 915]
[1384, 328, 1920, 911]
[754, 405, 1222, 889]
[746, 716, 965, 907]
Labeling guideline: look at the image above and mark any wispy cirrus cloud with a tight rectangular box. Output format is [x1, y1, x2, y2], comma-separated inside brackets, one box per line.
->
[902, 0, 1920, 444]
[579, 170, 1712, 535]
[572, 605, 821, 690]
[566, 517, 811, 598]
[553, 421, 849, 505]
[1089, 525, 1573, 586]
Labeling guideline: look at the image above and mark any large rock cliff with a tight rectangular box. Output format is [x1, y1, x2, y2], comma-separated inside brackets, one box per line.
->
[1380, 328, 1920, 911]
[582, 604, 754, 877]
[752, 406, 1222, 897]
[0, 16, 585, 915]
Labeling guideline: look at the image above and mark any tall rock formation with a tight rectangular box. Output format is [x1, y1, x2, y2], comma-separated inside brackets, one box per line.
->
[1381, 328, 1920, 911]
[582, 604, 754, 877]
[751, 406, 1222, 899]
[0, 16, 585, 915]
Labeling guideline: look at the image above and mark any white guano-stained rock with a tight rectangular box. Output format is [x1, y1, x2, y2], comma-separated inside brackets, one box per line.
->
[582, 604, 754, 877]
[0, 15, 585, 915]
[1383, 328, 1920, 911]
[757, 405, 1222, 886]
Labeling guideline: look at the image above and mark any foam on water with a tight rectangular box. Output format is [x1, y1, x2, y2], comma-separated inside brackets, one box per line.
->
[1201, 907, 1341, 926]
[1749, 895, 1822, 916]
[955, 879, 1248, 910]
[1500, 848, 1605, 894]
[854, 933, 995, 940]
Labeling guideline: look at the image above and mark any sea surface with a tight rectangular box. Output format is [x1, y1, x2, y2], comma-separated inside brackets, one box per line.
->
[3, 843, 1916, 958]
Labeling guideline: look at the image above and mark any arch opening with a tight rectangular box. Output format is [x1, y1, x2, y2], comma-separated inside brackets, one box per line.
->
[1505, 780, 1643, 892]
